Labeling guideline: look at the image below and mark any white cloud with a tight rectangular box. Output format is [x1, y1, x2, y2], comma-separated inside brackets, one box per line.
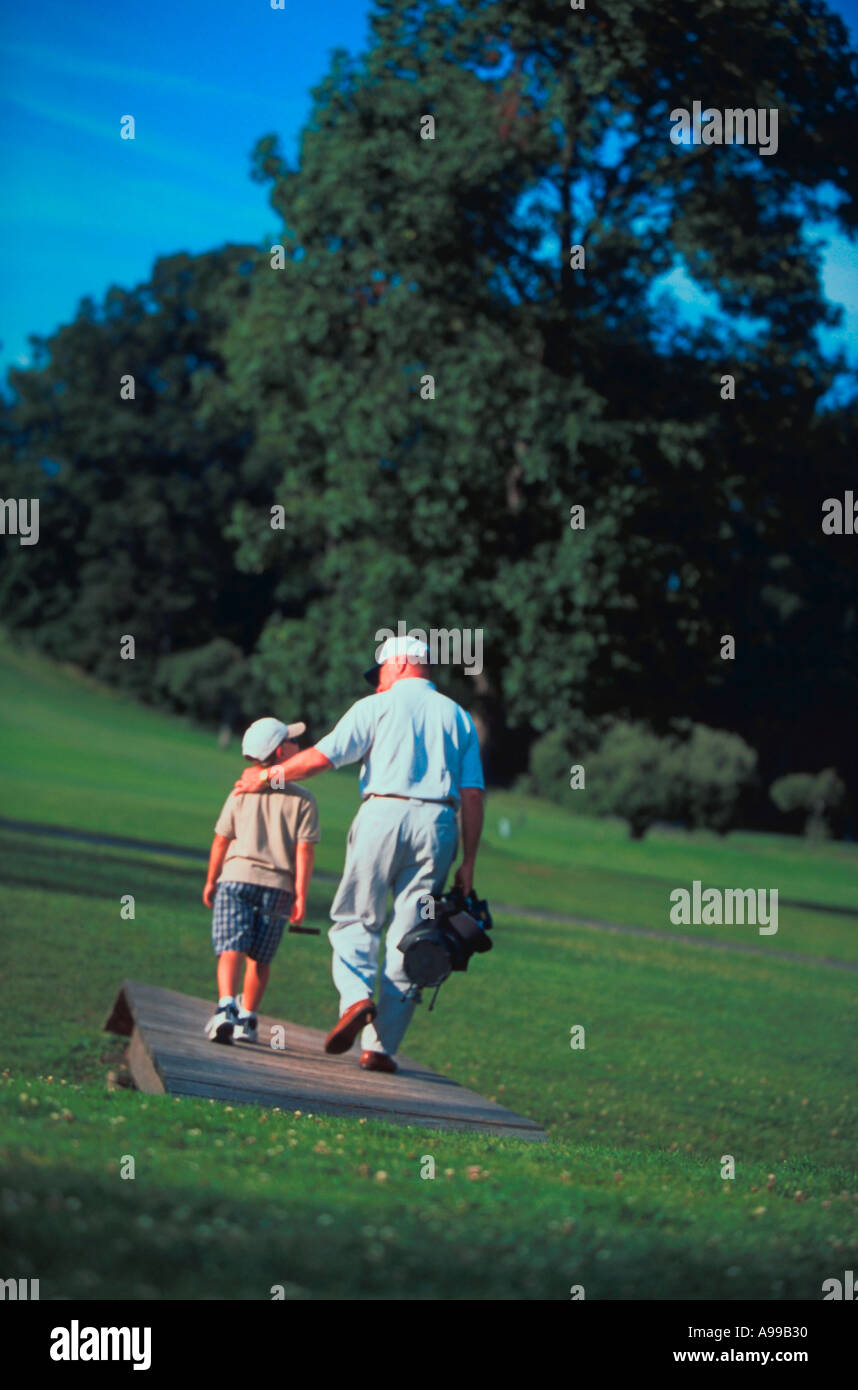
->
[0, 39, 278, 110]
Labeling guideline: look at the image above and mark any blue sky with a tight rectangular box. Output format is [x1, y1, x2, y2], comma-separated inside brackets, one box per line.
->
[1, 0, 856, 380]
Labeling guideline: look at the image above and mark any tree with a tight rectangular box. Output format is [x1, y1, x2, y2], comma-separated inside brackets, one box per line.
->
[0, 248, 276, 713]
[585, 721, 680, 839]
[670, 724, 758, 834]
[770, 767, 846, 839]
[568, 719, 756, 838]
[218, 0, 858, 794]
[4, 1, 857, 818]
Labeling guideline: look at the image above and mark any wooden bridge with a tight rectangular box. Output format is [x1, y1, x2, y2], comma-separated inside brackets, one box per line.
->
[105, 979, 546, 1141]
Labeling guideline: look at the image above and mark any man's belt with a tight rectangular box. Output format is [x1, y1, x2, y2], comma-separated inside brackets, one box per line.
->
[367, 793, 457, 808]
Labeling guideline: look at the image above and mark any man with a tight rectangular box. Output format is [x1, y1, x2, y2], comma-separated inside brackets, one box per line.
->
[234, 635, 485, 1073]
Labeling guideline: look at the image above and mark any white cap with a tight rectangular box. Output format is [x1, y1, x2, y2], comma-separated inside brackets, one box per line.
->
[364, 635, 429, 686]
[376, 635, 429, 665]
[241, 717, 306, 761]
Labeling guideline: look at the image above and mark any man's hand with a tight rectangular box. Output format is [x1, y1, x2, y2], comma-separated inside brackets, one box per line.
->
[234, 765, 270, 795]
[453, 858, 475, 897]
[202, 879, 218, 909]
[234, 747, 334, 796]
[289, 894, 306, 926]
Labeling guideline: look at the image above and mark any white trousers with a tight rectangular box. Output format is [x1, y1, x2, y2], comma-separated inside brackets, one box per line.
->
[328, 797, 459, 1057]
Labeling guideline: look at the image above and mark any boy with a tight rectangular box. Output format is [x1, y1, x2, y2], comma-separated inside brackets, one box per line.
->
[202, 716, 320, 1044]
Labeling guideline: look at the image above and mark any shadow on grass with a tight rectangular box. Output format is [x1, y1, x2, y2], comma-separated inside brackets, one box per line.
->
[0, 1154, 829, 1302]
[0, 830, 338, 917]
[3, 818, 856, 917]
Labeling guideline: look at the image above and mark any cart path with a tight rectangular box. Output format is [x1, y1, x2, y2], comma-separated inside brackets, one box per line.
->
[2, 816, 856, 974]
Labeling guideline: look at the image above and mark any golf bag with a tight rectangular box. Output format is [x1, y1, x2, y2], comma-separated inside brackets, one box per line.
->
[398, 888, 494, 1007]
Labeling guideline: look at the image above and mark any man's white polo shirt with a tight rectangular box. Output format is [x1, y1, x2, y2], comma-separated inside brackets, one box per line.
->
[315, 678, 484, 807]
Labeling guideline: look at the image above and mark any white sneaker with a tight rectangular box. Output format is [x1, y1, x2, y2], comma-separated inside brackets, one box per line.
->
[205, 1001, 238, 1044]
[234, 1013, 258, 1044]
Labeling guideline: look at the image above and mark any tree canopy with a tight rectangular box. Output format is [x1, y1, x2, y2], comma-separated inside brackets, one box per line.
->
[2, 0, 856, 824]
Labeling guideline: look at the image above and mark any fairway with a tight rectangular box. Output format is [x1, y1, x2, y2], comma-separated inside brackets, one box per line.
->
[1, 638, 856, 1300]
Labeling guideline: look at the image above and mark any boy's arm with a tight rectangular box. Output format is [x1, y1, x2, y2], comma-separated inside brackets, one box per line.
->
[203, 834, 232, 907]
[290, 841, 315, 924]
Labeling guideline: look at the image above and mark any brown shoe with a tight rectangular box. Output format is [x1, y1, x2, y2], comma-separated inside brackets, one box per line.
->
[360, 1050, 397, 1074]
[324, 998, 376, 1055]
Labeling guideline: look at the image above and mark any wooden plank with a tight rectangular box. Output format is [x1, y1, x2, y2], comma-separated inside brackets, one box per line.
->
[103, 987, 134, 1038]
[105, 979, 546, 1140]
[157, 1057, 534, 1130]
[147, 1032, 537, 1127]
[127, 1025, 165, 1096]
[165, 1078, 536, 1138]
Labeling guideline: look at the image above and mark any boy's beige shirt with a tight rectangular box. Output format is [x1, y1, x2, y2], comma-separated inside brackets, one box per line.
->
[214, 783, 321, 891]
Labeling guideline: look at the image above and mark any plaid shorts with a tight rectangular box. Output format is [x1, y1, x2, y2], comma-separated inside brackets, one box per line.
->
[212, 881, 293, 964]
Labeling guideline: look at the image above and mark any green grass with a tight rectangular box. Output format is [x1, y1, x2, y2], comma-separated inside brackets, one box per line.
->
[2, 630, 856, 960]
[0, 634, 856, 1299]
[4, 1075, 854, 1301]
